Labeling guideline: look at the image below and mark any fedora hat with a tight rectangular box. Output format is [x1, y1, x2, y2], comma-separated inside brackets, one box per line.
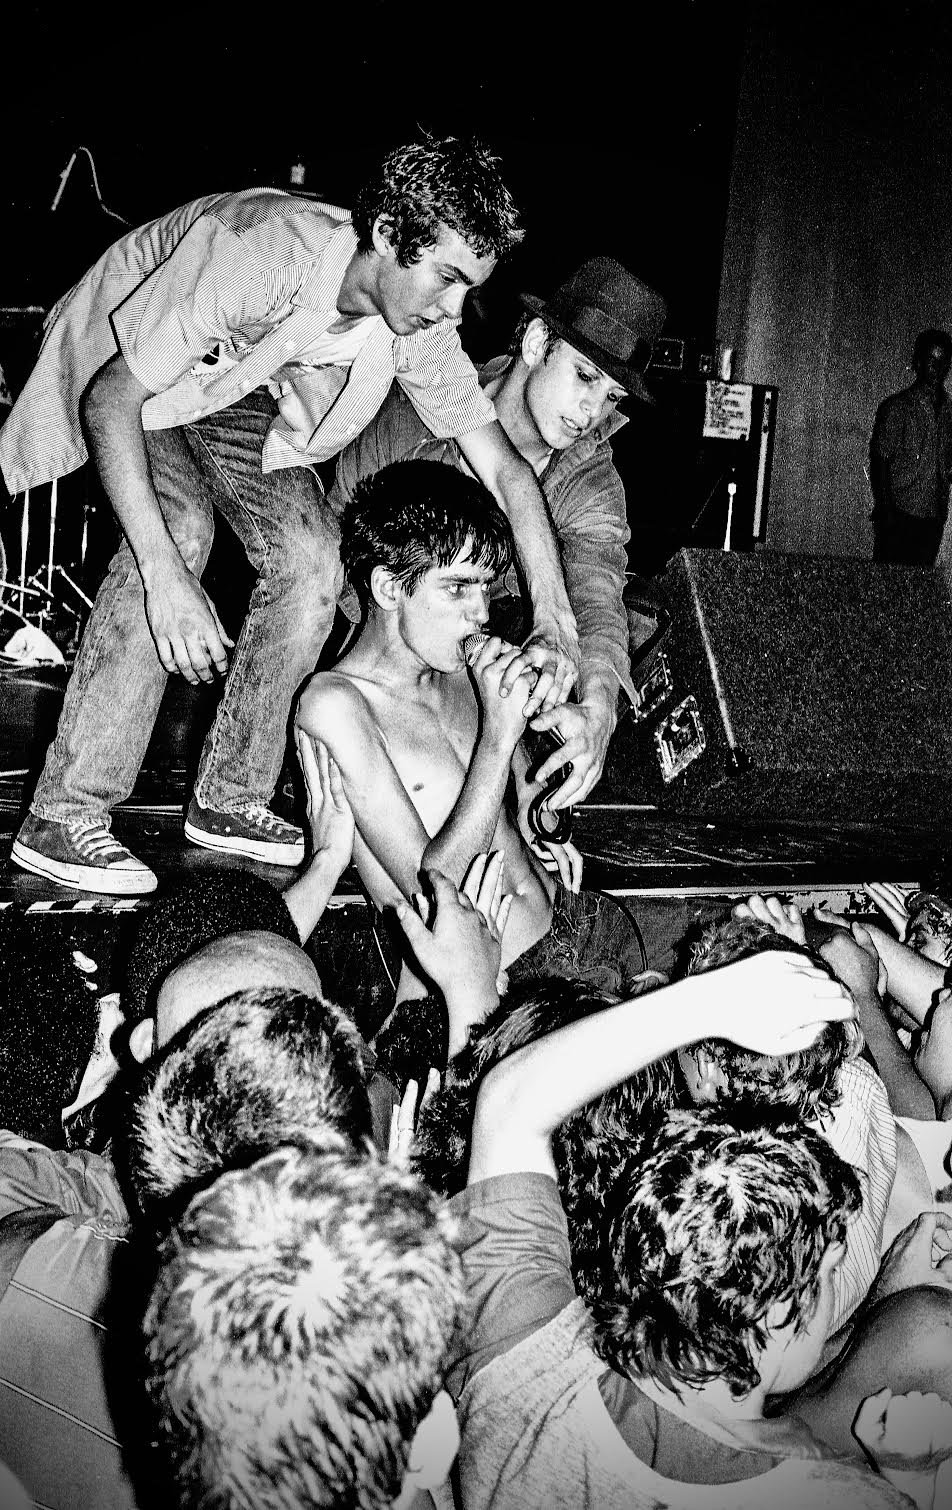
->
[519, 256, 667, 402]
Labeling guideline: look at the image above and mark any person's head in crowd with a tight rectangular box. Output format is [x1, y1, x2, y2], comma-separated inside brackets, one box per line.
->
[905, 890, 952, 968]
[0, 908, 101, 1146]
[121, 869, 299, 1027]
[126, 926, 326, 1063]
[351, 133, 523, 268]
[121, 980, 372, 1221]
[411, 970, 673, 1313]
[912, 327, 952, 395]
[676, 917, 859, 1122]
[143, 1139, 465, 1510]
[593, 1107, 860, 1403]
[341, 459, 511, 623]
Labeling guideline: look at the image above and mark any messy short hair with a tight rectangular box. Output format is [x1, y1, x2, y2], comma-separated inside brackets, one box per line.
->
[121, 871, 298, 1025]
[412, 974, 670, 1216]
[143, 1138, 465, 1510]
[122, 987, 373, 1218]
[342, 459, 511, 614]
[682, 917, 858, 1122]
[351, 133, 523, 264]
[593, 1108, 860, 1400]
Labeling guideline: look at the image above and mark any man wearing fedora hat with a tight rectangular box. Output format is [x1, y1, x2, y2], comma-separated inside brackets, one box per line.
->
[331, 256, 667, 807]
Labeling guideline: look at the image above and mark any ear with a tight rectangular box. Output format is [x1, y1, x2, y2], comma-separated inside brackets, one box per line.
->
[128, 1018, 155, 1064]
[369, 564, 401, 613]
[522, 317, 550, 369]
[400, 1392, 460, 1496]
[371, 215, 397, 260]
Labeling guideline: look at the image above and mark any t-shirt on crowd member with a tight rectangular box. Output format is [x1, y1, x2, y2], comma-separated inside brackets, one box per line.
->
[3, 134, 578, 897]
[331, 255, 668, 808]
[450, 954, 952, 1510]
[0, 962, 374, 1510]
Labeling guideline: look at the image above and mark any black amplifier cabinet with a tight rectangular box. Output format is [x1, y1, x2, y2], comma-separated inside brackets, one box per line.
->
[600, 548, 952, 830]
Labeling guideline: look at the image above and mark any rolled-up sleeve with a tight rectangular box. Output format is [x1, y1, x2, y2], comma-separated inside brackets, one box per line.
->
[555, 462, 634, 704]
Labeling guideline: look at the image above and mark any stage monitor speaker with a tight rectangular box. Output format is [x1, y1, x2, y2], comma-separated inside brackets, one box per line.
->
[600, 548, 952, 829]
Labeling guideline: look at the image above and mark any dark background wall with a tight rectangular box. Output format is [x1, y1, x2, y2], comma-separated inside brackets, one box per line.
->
[4, 1, 949, 577]
[0, 0, 750, 583]
[717, 0, 952, 557]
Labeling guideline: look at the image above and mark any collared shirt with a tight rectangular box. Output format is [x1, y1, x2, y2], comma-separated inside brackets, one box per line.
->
[331, 356, 636, 706]
[871, 382, 952, 519]
[0, 190, 494, 496]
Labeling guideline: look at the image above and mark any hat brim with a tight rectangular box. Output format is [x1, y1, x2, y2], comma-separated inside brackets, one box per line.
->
[519, 293, 656, 404]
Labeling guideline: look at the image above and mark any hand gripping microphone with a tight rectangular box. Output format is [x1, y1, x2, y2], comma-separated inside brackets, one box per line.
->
[462, 633, 574, 844]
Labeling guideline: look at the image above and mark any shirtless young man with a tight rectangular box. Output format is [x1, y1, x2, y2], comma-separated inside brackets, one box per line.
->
[295, 460, 564, 1000]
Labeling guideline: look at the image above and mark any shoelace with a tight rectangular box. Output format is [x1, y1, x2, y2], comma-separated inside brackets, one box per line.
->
[237, 804, 298, 836]
[66, 819, 129, 861]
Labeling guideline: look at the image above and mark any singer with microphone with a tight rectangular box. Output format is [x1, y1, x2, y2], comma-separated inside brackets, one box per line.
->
[295, 460, 649, 1018]
[331, 256, 668, 814]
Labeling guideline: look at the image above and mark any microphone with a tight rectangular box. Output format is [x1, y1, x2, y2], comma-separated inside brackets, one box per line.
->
[461, 631, 488, 662]
[461, 632, 574, 844]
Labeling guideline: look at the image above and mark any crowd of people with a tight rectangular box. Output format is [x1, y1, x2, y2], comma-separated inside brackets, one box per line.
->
[1, 133, 952, 1509]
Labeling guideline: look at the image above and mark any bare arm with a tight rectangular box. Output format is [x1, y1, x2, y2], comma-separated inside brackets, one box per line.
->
[469, 951, 854, 1184]
[280, 733, 355, 942]
[81, 353, 232, 684]
[861, 921, 948, 1027]
[458, 421, 579, 714]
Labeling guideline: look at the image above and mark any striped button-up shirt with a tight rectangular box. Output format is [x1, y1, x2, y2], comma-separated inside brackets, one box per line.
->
[0, 189, 494, 496]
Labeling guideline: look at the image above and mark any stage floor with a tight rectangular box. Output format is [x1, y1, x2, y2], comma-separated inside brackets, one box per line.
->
[0, 792, 932, 912]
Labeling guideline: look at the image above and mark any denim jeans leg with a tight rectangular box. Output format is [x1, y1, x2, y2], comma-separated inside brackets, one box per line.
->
[185, 391, 342, 812]
[30, 428, 215, 823]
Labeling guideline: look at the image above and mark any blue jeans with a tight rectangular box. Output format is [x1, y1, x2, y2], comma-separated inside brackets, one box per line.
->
[505, 885, 648, 997]
[31, 390, 342, 822]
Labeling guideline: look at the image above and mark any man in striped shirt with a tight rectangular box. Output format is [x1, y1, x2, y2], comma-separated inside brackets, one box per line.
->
[2, 136, 579, 896]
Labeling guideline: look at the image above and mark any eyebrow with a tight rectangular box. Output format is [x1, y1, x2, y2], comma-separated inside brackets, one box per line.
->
[439, 260, 480, 288]
[439, 567, 494, 583]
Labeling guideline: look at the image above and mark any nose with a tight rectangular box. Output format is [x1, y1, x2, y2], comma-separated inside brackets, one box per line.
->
[468, 586, 490, 624]
[439, 284, 468, 321]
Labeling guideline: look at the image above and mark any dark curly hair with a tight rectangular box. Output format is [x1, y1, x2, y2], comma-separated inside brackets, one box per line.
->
[592, 1107, 860, 1401]
[680, 917, 860, 1123]
[342, 459, 511, 615]
[411, 974, 670, 1214]
[351, 134, 523, 265]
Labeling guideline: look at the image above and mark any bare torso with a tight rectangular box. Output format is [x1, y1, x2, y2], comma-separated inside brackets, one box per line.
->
[297, 652, 553, 972]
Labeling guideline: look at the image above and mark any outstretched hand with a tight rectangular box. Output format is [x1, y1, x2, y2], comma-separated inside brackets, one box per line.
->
[732, 893, 807, 946]
[294, 729, 354, 872]
[395, 856, 511, 1049]
[716, 950, 855, 1056]
[854, 1387, 952, 1474]
[515, 615, 580, 717]
[864, 881, 915, 940]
